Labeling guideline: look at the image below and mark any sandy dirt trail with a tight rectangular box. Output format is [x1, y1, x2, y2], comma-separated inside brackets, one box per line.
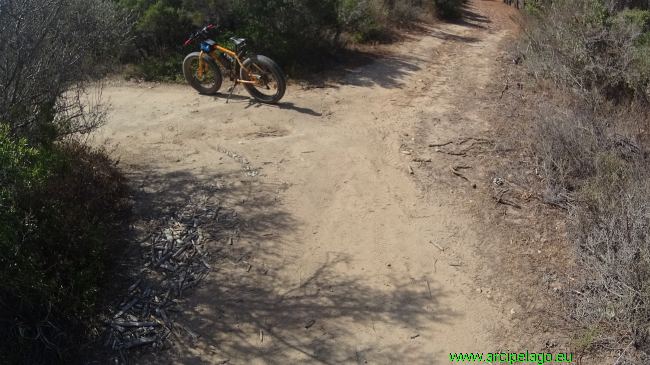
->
[98, 1, 520, 363]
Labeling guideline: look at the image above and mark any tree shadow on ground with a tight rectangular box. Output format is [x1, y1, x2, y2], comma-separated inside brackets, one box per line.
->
[447, 2, 492, 30]
[338, 53, 422, 89]
[173, 257, 457, 364]
[125, 167, 295, 253]
[284, 38, 425, 90]
[120, 168, 458, 364]
[429, 29, 480, 43]
[192, 7, 490, 104]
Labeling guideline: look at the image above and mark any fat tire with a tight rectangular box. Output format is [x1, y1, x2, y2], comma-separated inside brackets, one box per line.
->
[241, 55, 286, 104]
[183, 52, 222, 95]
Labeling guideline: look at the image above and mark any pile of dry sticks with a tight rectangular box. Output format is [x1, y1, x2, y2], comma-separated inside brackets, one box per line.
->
[104, 200, 222, 360]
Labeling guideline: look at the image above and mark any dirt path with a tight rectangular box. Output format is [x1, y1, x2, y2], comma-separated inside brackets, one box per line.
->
[98, 2, 522, 363]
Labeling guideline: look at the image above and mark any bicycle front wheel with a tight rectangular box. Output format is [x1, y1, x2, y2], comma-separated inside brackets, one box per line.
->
[183, 52, 223, 95]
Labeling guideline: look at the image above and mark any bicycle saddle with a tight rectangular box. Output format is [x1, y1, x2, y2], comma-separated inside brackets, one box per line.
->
[230, 37, 246, 46]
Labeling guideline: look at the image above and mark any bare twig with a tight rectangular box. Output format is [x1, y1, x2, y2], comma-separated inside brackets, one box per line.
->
[429, 141, 454, 148]
[430, 241, 445, 252]
[104, 195, 222, 360]
[451, 165, 471, 181]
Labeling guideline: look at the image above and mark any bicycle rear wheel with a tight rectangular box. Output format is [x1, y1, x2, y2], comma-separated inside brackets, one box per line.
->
[240, 55, 286, 104]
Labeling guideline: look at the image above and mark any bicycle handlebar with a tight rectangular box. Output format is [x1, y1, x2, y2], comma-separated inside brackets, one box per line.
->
[183, 24, 216, 46]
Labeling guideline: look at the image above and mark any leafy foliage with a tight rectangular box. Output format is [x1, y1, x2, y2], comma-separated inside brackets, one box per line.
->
[0, 125, 129, 364]
[119, 0, 466, 80]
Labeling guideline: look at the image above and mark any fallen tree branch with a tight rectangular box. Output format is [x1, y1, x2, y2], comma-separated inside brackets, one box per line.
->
[494, 189, 522, 209]
[451, 165, 471, 181]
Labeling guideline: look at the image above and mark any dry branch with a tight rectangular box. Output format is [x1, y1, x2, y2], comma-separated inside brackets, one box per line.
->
[450, 165, 471, 181]
[104, 195, 226, 361]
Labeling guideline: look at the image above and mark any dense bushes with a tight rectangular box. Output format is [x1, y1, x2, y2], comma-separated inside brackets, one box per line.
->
[522, 0, 650, 362]
[119, 0, 466, 80]
[524, 0, 650, 102]
[0, 129, 128, 364]
[0, 0, 130, 363]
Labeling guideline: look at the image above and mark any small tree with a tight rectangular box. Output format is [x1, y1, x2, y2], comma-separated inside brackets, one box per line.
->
[0, 0, 130, 145]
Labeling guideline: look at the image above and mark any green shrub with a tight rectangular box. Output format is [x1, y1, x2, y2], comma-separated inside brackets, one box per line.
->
[135, 1, 194, 55]
[338, 0, 387, 43]
[524, 0, 545, 15]
[0, 126, 51, 244]
[0, 125, 129, 364]
[617, 8, 650, 31]
[135, 54, 186, 81]
[615, 10, 650, 92]
[524, 0, 650, 101]
[120, 0, 466, 80]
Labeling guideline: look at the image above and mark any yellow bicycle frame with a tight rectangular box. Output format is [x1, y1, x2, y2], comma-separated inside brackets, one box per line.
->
[196, 45, 264, 85]
[197, 51, 206, 79]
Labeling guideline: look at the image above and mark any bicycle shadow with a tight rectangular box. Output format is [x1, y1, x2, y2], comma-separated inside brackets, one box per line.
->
[210, 92, 322, 117]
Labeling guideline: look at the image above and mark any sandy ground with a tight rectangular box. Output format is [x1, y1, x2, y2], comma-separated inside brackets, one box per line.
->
[97, 1, 527, 363]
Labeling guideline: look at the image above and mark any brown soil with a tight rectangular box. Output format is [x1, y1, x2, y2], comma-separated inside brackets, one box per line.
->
[96, 1, 574, 364]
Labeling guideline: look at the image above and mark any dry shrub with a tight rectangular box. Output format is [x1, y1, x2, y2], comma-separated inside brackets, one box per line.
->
[387, 0, 434, 22]
[532, 100, 647, 189]
[522, 2, 650, 360]
[523, 0, 650, 103]
[532, 103, 603, 198]
[571, 169, 650, 363]
[530, 98, 650, 361]
[0, 0, 129, 144]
